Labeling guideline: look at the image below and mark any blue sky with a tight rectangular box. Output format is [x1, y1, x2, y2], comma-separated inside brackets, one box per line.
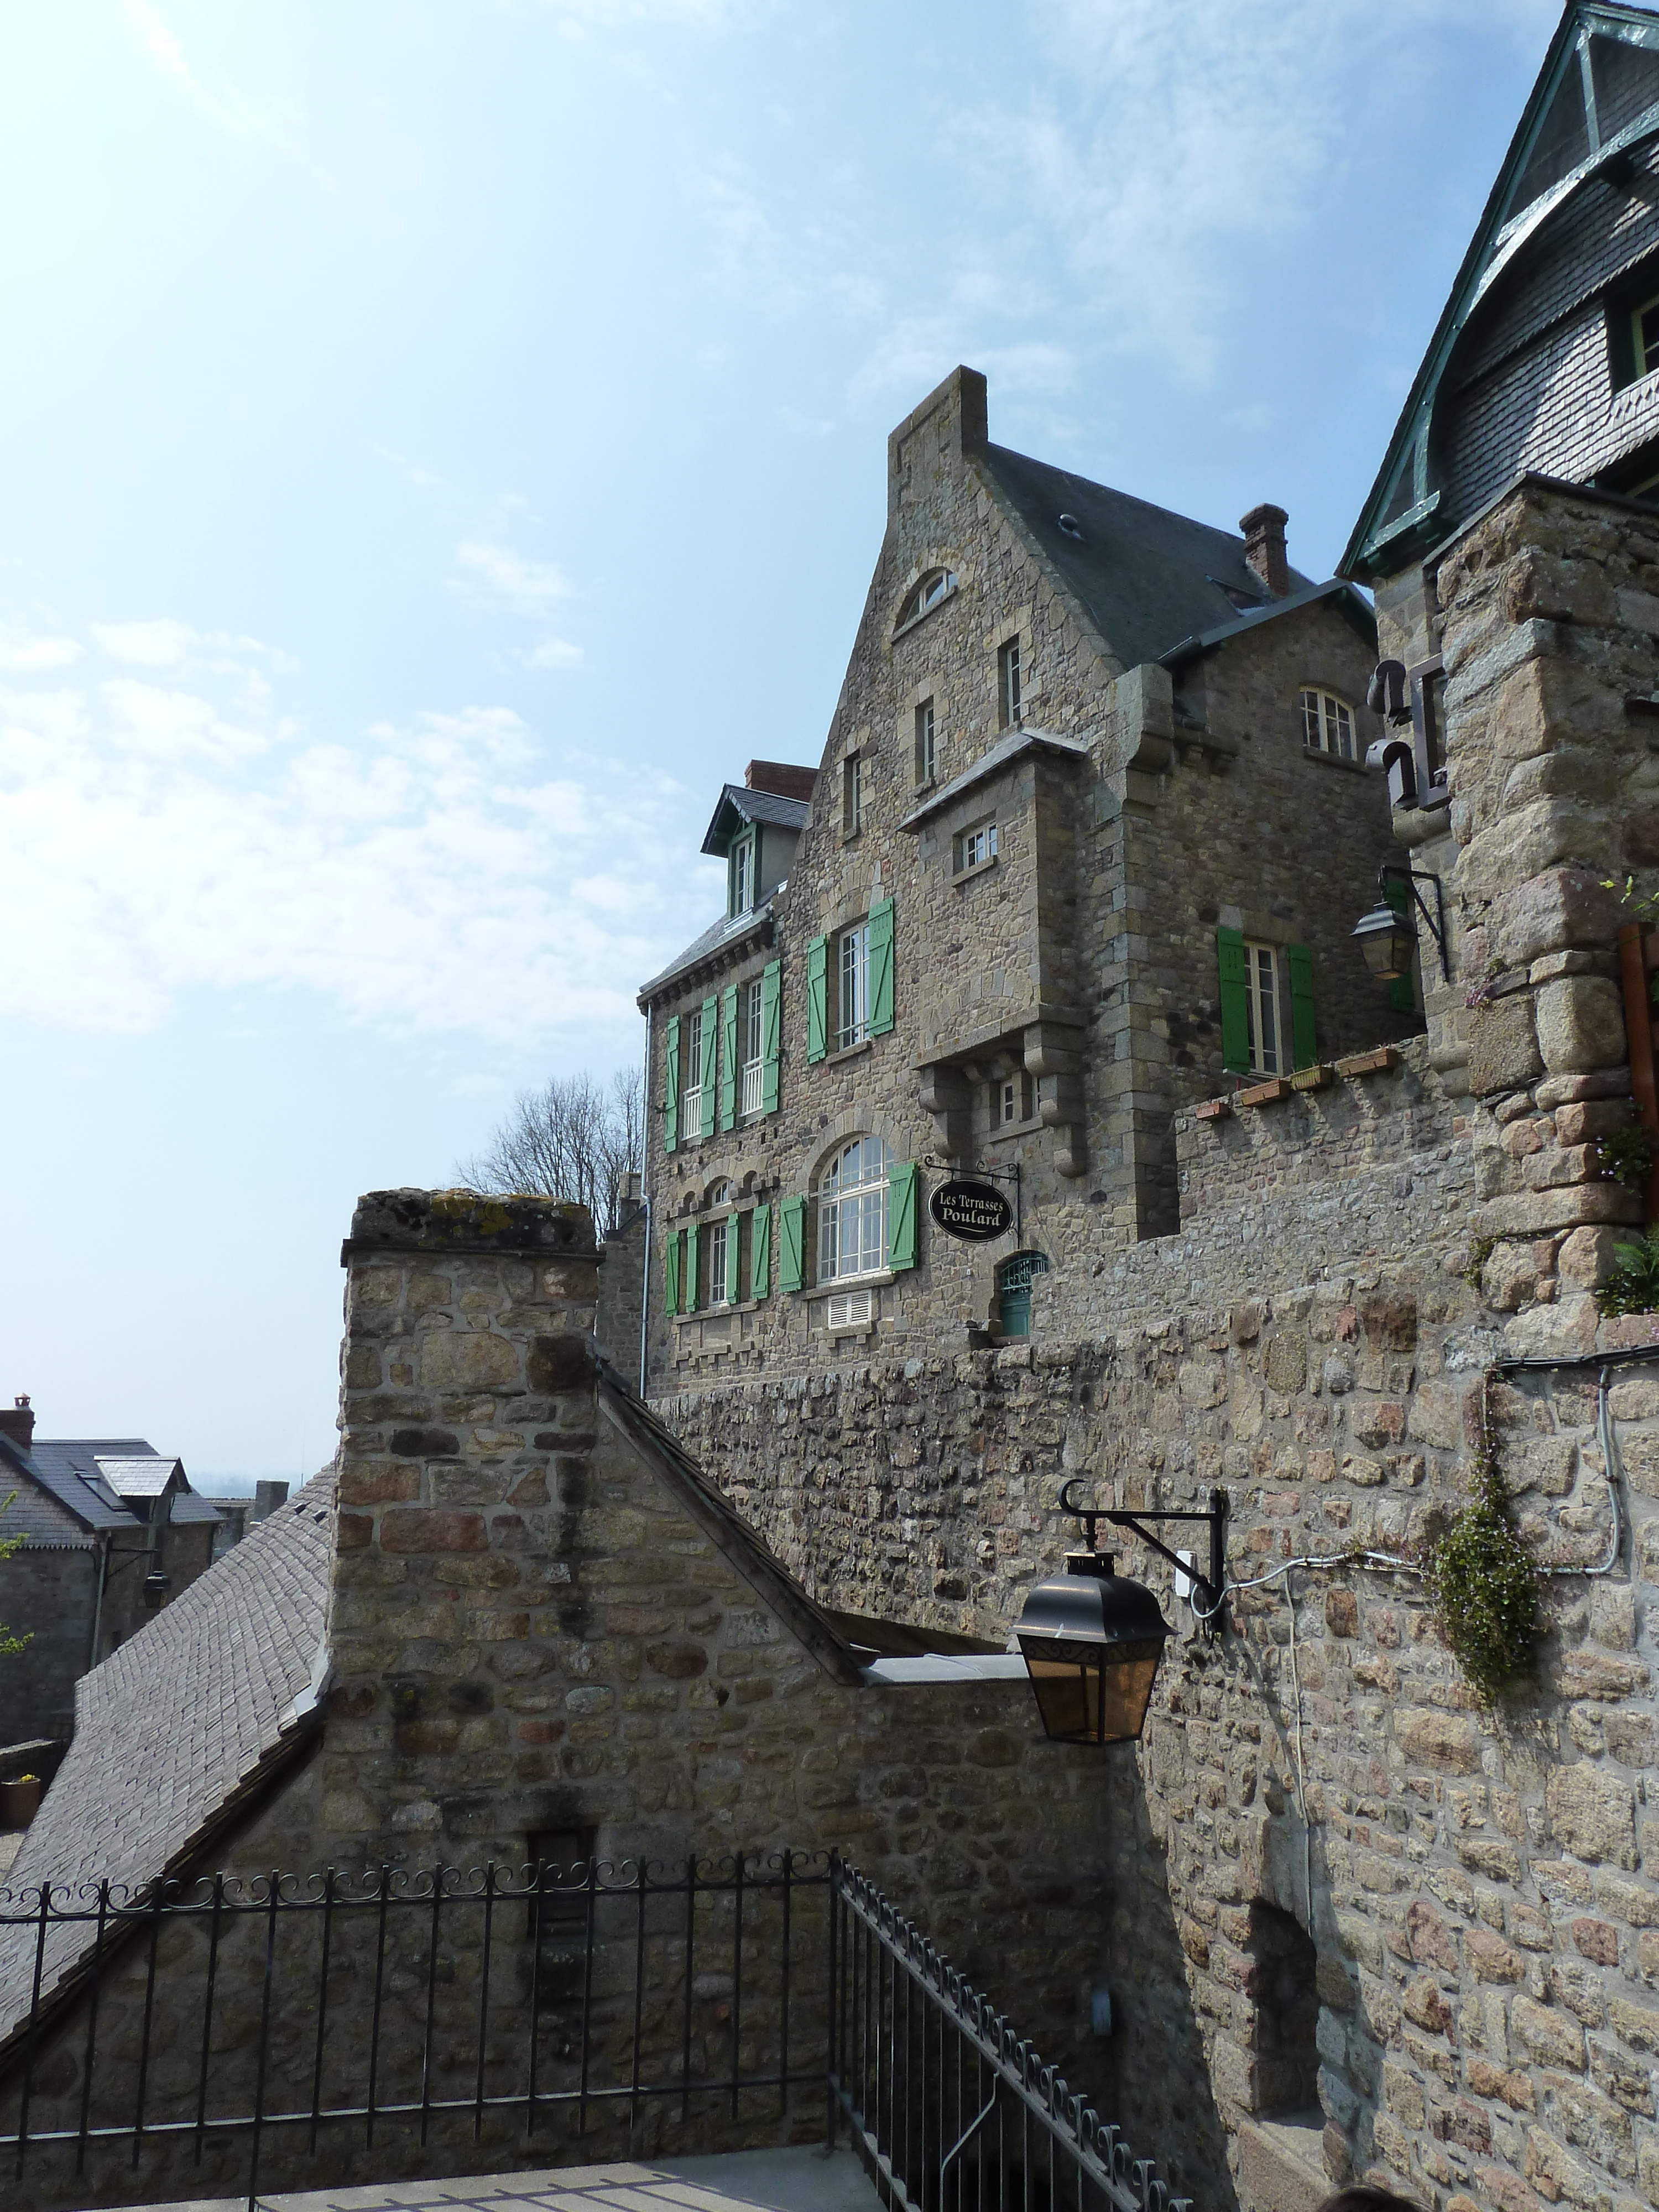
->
[1, 0, 1562, 1481]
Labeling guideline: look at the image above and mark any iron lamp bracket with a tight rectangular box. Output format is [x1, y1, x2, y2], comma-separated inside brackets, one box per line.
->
[1057, 1479, 1229, 1629]
[1379, 860, 1451, 984]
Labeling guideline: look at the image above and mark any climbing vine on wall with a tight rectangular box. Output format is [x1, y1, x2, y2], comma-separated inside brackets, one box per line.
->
[1421, 1374, 1541, 1704]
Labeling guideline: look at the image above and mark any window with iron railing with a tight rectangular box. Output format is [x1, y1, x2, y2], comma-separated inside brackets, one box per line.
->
[681, 1009, 704, 1140]
[740, 974, 764, 1118]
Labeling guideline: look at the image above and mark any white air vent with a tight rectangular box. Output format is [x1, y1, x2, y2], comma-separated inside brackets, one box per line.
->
[826, 1289, 873, 1329]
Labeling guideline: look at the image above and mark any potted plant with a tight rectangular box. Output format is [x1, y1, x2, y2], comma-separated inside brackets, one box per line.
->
[0, 1772, 40, 1828]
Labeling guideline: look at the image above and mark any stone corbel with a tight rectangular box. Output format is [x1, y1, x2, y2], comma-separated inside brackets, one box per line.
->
[1117, 662, 1175, 810]
[917, 1061, 973, 1163]
[1024, 1020, 1087, 1177]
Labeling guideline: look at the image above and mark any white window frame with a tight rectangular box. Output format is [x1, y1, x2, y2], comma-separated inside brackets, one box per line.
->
[681, 1009, 704, 1139]
[740, 975, 764, 1120]
[826, 1288, 874, 1329]
[1635, 291, 1659, 379]
[838, 924, 869, 1050]
[843, 752, 863, 837]
[1244, 941, 1284, 1077]
[994, 1071, 1031, 1127]
[956, 820, 998, 873]
[998, 638, 1022, 729]
[707, 1215, 729, 1308]
[817, 1134, 893, 1285]
[1300, 688, 1355, 761]
[916, 698, 936, 785]
[731, 832, 753, 916]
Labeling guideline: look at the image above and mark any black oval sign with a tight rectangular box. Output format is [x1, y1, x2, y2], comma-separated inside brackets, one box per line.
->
[928, 1178, 1013, 1242]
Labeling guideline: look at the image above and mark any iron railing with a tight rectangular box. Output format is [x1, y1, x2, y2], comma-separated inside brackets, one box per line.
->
[0, 1851, 828, 2209]
[828, 1862, 1191, 2212]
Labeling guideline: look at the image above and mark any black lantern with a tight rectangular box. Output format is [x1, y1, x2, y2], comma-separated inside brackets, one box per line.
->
[1352, 900, 1417, 982]
[1015, 1551, 1172, 1745]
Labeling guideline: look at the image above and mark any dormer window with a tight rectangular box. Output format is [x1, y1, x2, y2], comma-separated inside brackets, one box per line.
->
[896, 569, 958, 630]
[729, 830, 754, 917]
[1635, 293, 1659, 380]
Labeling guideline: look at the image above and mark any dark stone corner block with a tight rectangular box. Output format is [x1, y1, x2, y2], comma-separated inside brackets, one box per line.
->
[343, 1187, 597, 1261]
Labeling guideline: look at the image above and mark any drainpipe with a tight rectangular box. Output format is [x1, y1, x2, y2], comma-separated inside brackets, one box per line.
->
[87, 1531, 111, 1671]
[638, 1010, 653, 1398]
[1618, 921, 1659, 1227]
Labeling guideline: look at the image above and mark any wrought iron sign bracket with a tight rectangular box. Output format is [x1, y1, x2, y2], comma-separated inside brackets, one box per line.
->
[1378, 860, 1450, 983]
[1057, 1479, 1229, 1632]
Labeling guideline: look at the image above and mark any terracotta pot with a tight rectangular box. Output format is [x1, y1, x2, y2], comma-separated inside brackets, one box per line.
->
[0, 1775, 40, 1829]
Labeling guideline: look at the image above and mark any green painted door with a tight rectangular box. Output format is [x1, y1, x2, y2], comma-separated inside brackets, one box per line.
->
[997, 1251, 1049, 1339]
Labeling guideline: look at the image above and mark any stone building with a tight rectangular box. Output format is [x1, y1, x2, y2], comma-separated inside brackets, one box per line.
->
[635, 371, 1418, 1395]
[0, 1395, 219, 1741]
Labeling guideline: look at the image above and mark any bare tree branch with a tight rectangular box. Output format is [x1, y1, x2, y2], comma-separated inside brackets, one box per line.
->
[458, 1066, 644, 1237]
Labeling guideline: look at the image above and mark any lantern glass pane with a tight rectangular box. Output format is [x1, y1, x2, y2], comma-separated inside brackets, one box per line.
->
[1018, 1635, 1166, 1745]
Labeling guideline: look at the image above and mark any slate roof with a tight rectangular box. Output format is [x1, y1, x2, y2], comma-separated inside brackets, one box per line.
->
[1157, 578, 1378, 670]
[897, 725, 1091, 834]
[638, 898, 775, 1005]
[0, 1435, 139, 1536]
[981, 443, 1317, 671]
[700, 783, 812, 857]
[95, 1454, 181, 1499]
[0, 1473, 334, 2048]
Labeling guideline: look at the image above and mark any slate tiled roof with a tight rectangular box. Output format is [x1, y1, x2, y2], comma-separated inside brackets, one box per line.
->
[0, 1473, 335, 2047]
[982, 442, 1317, 671]
[700, 782, 812, 856]
[2, 1437, 143, 1534]
[94, 1454, 181, 1499]
[1157, 578, 1378, 670]
[638, 899, 775, 1004]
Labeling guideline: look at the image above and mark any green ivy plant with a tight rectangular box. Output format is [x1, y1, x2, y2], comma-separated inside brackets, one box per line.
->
[1462, 1234, 1497, 1289]
[0, 1494, 29, 1661]
[1595, 1125, 1656, 1190]
[1597, 1228, 1659, 1319]
[1421, 1378, 1541, 1705]
[1602, 872, 1659, 927]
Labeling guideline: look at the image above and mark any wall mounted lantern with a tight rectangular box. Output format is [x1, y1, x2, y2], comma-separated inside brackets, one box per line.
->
[1352, 860, 1450, 985]
[1014, 1481, 1229, 1746]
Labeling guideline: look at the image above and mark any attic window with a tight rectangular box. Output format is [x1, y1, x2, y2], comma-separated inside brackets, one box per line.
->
[1635, 292, 1659, 380]
[1057, 513, 1084, 541]
[896, 569, 957, 629]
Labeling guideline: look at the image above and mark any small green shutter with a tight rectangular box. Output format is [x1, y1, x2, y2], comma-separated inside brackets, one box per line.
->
[1217, 928, 1250, 1075]
[779, 1194, 806, 1293]
[664, 1228, 681, 1317]
[806, 937, 827, 1063]
[719, 985, 738, 1131]
[751, 1203, 771, 1299]
[886, 1161, 919, 1272]
[726, 1211, 742, 1305]
[868, 898, 895, 1036]
[761, 959, 782, 1113]
[685, 1222, 701, 1313]
[1286, 943, 1317, 1071]
[700, 995, 717, 1139]
[663, 1016, 681, 1153]
[1385, 878, 1417, 1013]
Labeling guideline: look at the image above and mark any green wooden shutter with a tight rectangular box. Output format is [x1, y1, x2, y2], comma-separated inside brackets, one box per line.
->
[700, 995, 717, 1139]
[750, 1203, 771, 1299]
[685, 1222, 701, 1313]
[1385, 878, 1417, 1012]
[719, 985, 738, 1131]
[868, 898, 895, 1036]
[806, 937, 827, 1063]
[662, 1016, 681, 1153]
[886, 1160, 919, 1272]
[1217, 928, 1250, 1074]
[1286, 943, 1317, 1070]
[664, 1228, 681, 1317]
[761, 959, 782, 1113]
[726, 1211, 742, 1305]
[779, 1195, 806, 1293]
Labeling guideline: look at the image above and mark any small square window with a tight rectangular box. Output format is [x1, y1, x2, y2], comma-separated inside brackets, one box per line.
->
[993, 1072, 1033, 1126]
[1300, 689, 1354, 760]
[843, 752, 863, 837]
[998, 639, 1022, 729]
[915, 699, 936, 785]
[955, 820, 998, 873]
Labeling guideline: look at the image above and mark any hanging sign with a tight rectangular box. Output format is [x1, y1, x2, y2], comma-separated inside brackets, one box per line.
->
[928, 1178, 1013, 1242]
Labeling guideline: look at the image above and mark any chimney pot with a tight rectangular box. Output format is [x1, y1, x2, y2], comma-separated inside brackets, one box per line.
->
[1239, 503, 1291, 599]
[0, 1394, 35, 1454]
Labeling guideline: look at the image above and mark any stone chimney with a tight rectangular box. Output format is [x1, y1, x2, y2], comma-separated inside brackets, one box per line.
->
[1239, 504, 1291, 598]
[744, 760, 817, 801]
[0, 1394, 34, 1454]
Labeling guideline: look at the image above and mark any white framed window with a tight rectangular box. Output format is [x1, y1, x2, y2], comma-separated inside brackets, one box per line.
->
[681, 1009, 704, 1138]
[826, 1288, 874, 1329]
[896, 569, 958, 628]
[838, 924, 869, 1050]
[818, 1133, 893, 1284]
[1244, 942, 1284, 1076]
[707, 1216, 729, 1307]
[843, 752, 863, 837]
[731, 832, 753, 917]
[740, 976, 764, 1119]
[916, 698, 936, 785]
[998, 638, 1022, 729]
[1300, 689, 1355, 760]
[1635, 292, 1659, 379]
[956, 820, 998, 873]
[993, 1072, 1032, 1126]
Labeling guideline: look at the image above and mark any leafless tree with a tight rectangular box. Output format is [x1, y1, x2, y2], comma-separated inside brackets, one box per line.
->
[458, 1067, 644, 1237]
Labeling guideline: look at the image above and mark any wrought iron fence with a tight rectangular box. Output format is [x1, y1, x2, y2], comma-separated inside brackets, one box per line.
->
[0, 1850, 828, 2210]
[828, 1863, 1191, 2212]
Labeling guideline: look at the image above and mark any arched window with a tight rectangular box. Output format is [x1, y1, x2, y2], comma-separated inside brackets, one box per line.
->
[817, 1134, 894, 1282]
[1300, 688, 1355, 760]
[996, 1251, 1049, 1339]
[895, 568, 957, 630]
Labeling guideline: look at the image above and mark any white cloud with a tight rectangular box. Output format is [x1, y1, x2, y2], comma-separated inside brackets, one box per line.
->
[90, 618, 198, 667]
[0, 635, 80, 671]
[518, 639, 585, 669]
[121, 0, 307, 159]
[0, 624, 700, 1047]
[450, 539, 571, 615]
